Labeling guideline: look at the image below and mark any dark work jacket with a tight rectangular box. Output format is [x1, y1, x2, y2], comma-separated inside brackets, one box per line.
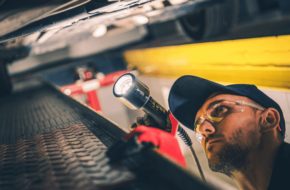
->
[267, 142, 290, 190]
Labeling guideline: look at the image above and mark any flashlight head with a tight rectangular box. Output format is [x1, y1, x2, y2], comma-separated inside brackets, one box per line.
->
[113, 73, 150, 110]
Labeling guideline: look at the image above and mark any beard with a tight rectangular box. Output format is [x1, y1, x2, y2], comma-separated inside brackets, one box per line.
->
[206, 128, 257, 178]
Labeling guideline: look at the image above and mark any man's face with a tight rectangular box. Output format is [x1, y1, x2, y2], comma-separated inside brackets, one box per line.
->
[195, 93, 261, 177]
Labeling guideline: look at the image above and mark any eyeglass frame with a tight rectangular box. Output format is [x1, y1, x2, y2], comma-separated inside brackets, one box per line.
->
[194, 100, 265, 142]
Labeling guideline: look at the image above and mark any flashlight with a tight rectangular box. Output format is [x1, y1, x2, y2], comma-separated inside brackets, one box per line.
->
[113, 73, 169, 131]
[113, 73, 206, 182]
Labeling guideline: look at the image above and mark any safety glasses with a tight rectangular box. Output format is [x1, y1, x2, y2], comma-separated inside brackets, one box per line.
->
[194, 100, 264, 143]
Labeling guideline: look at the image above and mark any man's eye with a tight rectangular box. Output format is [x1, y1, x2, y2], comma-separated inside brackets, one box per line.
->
[215, 106, 228, 115]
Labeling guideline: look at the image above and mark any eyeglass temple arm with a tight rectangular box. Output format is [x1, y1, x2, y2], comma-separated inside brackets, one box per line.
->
[237, 100, 282, 132]
[236, 100, 264, 110]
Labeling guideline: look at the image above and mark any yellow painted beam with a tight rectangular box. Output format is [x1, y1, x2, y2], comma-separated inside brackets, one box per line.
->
[124, 35, 290, 89]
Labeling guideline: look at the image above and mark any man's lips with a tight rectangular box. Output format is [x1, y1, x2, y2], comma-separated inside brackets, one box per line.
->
[206, 139, 222, 149]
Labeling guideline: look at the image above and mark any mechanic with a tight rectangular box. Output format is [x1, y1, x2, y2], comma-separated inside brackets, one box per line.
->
[126, 75, 290, 190]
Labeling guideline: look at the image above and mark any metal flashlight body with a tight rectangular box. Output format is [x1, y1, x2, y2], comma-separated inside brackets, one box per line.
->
[113, 73, 206, 182]
[113, 73, 168, 130]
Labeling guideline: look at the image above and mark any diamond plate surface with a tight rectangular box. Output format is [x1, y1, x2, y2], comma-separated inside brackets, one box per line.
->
[0, 83, 84, 144]
[0, 80, 117, 146]
[0, 123, 134, 190]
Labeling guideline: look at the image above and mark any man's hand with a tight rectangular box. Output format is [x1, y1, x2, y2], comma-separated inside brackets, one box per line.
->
[107, 112, 185, 167]
[124, 126, 186, 168]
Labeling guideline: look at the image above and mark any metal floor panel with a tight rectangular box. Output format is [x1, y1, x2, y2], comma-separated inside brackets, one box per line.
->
[0, 80, 135, 190]
[0, 80, 113, 145]
[0, 123, 134, 190]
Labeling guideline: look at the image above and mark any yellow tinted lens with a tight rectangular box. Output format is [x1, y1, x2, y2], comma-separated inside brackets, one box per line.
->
[194, 117, 203, 132]
[195, 124, 200, 132]
[208, 115, 224, 122]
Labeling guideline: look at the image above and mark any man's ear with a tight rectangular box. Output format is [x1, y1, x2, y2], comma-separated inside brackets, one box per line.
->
[260, 108, 280, 134]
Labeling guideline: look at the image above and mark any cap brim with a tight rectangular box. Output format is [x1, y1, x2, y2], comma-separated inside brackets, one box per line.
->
[168, 75, 246, 130]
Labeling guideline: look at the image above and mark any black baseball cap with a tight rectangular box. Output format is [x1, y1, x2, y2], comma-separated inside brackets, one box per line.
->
[168, 75, 286, 138]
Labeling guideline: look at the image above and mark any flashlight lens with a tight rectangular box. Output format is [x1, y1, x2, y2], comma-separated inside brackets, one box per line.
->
[121, 81, 132, 94]
[114, 75, 133, 95]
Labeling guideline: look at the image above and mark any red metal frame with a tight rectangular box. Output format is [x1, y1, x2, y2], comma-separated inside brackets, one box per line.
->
[86, 90, 102, 112]
[60, 70, 130, 112]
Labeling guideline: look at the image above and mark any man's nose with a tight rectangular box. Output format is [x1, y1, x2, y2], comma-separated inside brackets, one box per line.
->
[198, 120, 216, 137]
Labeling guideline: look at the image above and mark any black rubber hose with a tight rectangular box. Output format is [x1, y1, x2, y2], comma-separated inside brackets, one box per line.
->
[177, 126, 192, 147]
[177, 125, 206, 183]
